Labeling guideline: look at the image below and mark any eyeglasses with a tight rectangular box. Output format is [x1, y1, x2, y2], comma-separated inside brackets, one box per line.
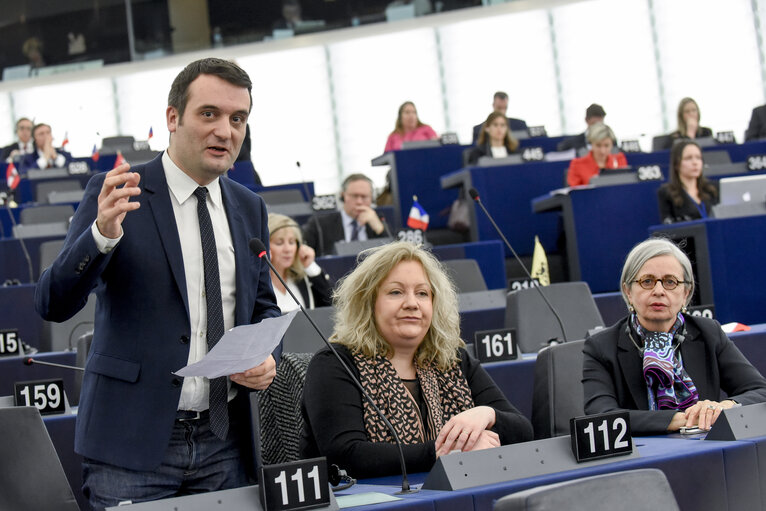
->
[633, 275, 687, 290]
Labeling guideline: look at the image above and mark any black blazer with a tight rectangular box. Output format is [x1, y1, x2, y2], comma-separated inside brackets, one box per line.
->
[295, 271, 333, 309]
[471, 117, 528, 144]
[745, 105, 766, 141]
[655, 127, 713, 150]
[466, 142, 516, 165]
[302, 211, 389, 257]
[583, 315, 766, 435]
[657, 184, 718, 223]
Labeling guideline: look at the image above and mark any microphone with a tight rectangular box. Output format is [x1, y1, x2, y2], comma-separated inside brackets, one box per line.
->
[295, 161, 325, 257]
[468, 188, 567, 344]
[379, 216, 394, 239]
[249, 238, 417, 494]
[24, 357, 84, 372]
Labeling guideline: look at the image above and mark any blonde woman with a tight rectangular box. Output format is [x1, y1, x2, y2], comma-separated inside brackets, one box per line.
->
[300, 242, 532, 478]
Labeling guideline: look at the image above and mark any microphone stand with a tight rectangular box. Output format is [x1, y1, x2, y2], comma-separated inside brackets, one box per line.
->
[295, 161, 325, 257]
[468, 188, 568, 344]
[250, 239, 417, 494]
[25, 358, 84, 371]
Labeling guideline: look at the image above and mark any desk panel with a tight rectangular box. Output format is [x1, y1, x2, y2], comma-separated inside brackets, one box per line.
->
[0, 284, 42, 350]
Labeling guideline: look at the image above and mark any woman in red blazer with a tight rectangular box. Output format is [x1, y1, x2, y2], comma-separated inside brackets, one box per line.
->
[566, 123, 627, 187]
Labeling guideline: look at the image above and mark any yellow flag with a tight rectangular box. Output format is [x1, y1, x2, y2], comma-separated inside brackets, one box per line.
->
[531, 235, 550, 286]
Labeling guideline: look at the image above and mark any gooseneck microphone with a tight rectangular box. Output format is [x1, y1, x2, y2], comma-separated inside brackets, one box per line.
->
[4, 199, 34, 284]
[468, 188, 567, 344]
[24, 357, 84, 372]
[249, 238, 416, 494]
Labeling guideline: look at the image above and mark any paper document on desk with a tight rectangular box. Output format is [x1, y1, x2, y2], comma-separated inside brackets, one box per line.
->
[174, 310, 297, 378]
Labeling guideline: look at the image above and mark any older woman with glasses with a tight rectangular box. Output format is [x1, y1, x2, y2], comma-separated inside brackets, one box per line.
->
[582, 238, 766, 435]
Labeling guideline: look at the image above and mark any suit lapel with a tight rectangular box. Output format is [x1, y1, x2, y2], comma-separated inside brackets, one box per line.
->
[221, 178, 249, 326]
[143, 157, 189, 316]
[678, 321, 713, 398]
[616, 324, 649, 410]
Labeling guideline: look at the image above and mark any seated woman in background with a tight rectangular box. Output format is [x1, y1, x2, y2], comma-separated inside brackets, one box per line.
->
[566, 123, 627, 187]
[656, 97, 713, 150]
[583, 238, 766, 435]
[467, 111, 520, 165]
[657, 140, 718, 223]
[300, 242, 533, 478]
[384, 101, 438, 152]
[268, 213, 333, 312]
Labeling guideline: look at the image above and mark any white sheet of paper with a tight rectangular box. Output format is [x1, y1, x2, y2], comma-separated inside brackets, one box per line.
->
[174, 310, 298, 379]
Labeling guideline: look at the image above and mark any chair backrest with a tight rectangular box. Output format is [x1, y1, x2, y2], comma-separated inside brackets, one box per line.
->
[20, 205, 75, 225]
[0, 407, 80, 511]
[505, 282, 604, 353]
[441, 258, 488, 293]
[281, 306, 335, 353]
[258, 188, 306, 205]
[256, 352, 314, 465]
[39, 239, 66, 276]
[73, 331, 93, 407]
[34, 180, 83, 204]
[493, 468, 679, 511]
[651, 134, 672, 152]
[100, 135, 136, 153]
[333, 237, 393, 256]
[703, 149, 732, 165]
[531, 339, 585, 439]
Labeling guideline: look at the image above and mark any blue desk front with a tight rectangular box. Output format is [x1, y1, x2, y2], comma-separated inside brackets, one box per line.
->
[441, 161, 568, 257]
[650, 215, 766, 325]
[0, 234, 66, 283]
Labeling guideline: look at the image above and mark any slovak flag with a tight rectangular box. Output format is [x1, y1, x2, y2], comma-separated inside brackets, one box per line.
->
[148, 126, 153, 139]
[61, 132, 69, 149]
[406, 197, 429, 231]
[91, 144, 100, 162]
[113, 151, 126, 169]
[6, 162, 20, 190]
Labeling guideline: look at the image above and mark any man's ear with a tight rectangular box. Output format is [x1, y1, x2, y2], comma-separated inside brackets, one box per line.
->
[166, 106, 179, 134]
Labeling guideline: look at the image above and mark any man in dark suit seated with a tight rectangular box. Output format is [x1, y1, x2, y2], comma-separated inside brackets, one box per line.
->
[471, 91, 528, 144]
[302, 173, 389, 256]
[557, 103, 606, 152]
[745, 104, 766, 141]
[20, 122, 73, 170]
[35, 58, 282, 509]
[1, 117, 35, 162]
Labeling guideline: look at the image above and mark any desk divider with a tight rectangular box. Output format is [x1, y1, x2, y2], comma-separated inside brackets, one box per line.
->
[706, 403, 766, 441]
[422, 435, 640, 491]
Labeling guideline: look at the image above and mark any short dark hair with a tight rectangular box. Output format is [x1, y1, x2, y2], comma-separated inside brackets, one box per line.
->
[15, 117, 32, 129]
[585, 103, 606, 119]
[168, 58, 252, 121]
[32, 123, 50, 138]
[341, 173, 373, 194]
[493, 91, 508, 101]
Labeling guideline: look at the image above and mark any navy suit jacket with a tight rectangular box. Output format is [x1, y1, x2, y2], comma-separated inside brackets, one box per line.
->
[471, 117, 528, 144]
[35, 154, 281, 470]
[20, 148, 73, 170]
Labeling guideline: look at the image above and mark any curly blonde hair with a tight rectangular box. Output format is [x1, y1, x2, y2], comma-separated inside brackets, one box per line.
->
[331, 241, 464, 371]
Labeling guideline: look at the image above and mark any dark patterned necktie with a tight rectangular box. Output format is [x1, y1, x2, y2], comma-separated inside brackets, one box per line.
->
[194, 187, 228, 440]
[350, 219, 359, 241]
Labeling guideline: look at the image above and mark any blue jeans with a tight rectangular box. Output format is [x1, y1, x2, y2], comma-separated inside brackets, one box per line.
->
[82, 412, 247, 510]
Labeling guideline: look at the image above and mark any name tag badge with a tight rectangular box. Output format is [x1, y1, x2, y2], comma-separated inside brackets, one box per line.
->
[620, 140, 642, 153]
[508, 277, 540, 292]
[396, 229, 426, 245]
[474, 328, 518, 363]
[570, 411, 633, 462]
[636, 165, 663, 181]
[746, 154, 766, 171]
[14, 379, 66, 416]
[521, 146, 544, 162]
[715, 131, 736, 145]
[0, 330, 22, 358]
[527, 126, 547, 138]
[687, 304, 715, 320]
[260, 457, 331, 511]
[311, 194, 337, 211]
[67, 160, 90, 174]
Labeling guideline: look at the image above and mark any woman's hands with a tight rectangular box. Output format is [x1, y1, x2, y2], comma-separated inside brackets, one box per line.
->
[435, 406, 497, 457]
[298, 244, 315, 268]
[668, 399, 738, 431]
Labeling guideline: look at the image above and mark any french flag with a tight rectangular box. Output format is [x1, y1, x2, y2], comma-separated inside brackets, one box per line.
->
[148, 126, 153, 139]
[91, 144, 100, 162]
[406, 198, 429, 231]
[5, 162, 20, 190]
[113, 151, 126, 169]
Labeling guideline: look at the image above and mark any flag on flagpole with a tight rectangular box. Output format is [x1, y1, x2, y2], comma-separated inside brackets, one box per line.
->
[530, 235, 550, 286]
[113, 151, 126, 169]
[406, 196, 429, 231]
[148, 126, 153, 139]
[91, 144, 100, 162]
[61, 132, 69, 149]
[5, 162, 20, 190]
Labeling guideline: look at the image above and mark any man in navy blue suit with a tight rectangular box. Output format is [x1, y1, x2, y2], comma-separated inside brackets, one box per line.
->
[471, 91, 528, 144]
[36, 58, 281, 509]
[20, 122, 73, 170]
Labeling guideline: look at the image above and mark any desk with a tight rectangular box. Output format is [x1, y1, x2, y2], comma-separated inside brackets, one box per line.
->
[441, 161, 568, 257]
[650, 215, 766, 325]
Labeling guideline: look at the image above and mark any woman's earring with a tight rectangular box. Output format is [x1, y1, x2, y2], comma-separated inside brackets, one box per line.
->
[681, 306, 688, 314]
[628, 303, 635, 313]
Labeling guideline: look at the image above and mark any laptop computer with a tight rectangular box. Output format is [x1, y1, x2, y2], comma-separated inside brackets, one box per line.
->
[718, 174, 766, 205]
